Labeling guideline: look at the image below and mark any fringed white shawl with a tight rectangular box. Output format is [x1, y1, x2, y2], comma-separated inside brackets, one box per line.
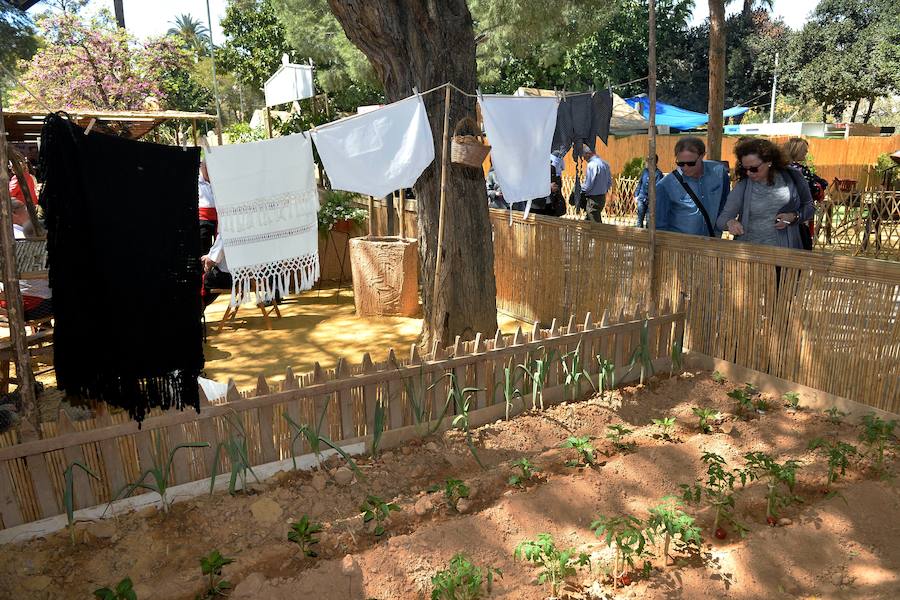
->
[206, 133, 319, 306]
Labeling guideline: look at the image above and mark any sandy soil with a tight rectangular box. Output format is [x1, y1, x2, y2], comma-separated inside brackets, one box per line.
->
[1, 372, 897, 600]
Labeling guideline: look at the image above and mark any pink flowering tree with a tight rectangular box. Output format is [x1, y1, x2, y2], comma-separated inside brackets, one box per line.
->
[11, 9, 191, 111]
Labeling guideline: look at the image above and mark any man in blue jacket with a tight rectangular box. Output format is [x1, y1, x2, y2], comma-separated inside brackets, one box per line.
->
[634, 154, 664, 228]
[656, 137, 730, 237]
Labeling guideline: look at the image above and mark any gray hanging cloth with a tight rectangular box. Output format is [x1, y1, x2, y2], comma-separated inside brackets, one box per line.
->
[551, 90, 614, 158]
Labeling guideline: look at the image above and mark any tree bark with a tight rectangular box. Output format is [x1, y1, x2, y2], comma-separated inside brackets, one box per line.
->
[707, 0, 726, 161]
[863, 96, 875, 124]
[113, 0, 125, 28]
[850, 98, 860, 123]
[326, 0, 498, 350]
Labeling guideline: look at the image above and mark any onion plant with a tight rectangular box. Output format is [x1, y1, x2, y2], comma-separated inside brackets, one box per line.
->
[493, 356, 524, 421]
[596, 355, 616, 401]
[560, 341, 594, 403]
[64, 460, 100, 544]
[284, 399, 362, 479]
[517, 347, 555, 411]
[209, 413, 259, 495]
[626, 320, 654, 385]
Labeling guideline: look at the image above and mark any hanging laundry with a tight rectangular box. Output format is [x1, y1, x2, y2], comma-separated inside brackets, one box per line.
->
[552, 90, 614, 158]
[206, 133, 320, 306]
[312, 94, 435, 198]
[39, 113, 204, 423]
[478, 95, 559, 219]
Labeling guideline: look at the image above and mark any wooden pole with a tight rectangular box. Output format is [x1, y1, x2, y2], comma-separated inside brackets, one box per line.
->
[432, 85, 452, 311]
[192, 119, 198, 146]
[0, 94, 38, 433]
[386, 192, 395, 236]
[647, 0, 658, 311]
[6, 146, 43, 237]
[265, 107, 273, 139]
[399, 188, 406, 239]
[367, 195, 374, 237]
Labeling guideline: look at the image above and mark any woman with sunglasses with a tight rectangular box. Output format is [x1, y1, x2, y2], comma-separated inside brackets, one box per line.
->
[716, 138, 814, 249]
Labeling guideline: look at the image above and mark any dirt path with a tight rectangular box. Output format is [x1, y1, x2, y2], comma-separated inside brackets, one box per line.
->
[1, 372, 897, 600]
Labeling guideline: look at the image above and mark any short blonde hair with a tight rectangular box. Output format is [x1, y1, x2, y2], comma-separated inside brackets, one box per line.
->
[783, 137, 809, 162]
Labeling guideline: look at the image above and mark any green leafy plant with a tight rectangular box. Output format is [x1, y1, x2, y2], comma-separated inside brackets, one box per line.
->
[209, 413, 259, 495]
[197, 550, 234, 599]
[430, 553, 502, 600]
[692, 407, 719, 434]
[755, 398, 771, 413]
[727, 388, 753, 417]
[743, 382, 758, 397]
[620, 156, 645, 179]
[430, 372, 486, 468]
[518, 347, 556, 411]
[858, 413, 897, 475]
[288, 515, 323, 558]
[808, 438, 857, 492]
[94, 577, 137, 600]
[626, 320, 654, 385]
[64, 460, 100, 544]
[560, 341, 594, 403]
[392, 360, 432, 433]
[317, 190, 367, 234]
[652, 417, 676, 441]
[825, 406, 847, 426]
[680, 452, 747, 540]
[606, 424, 635, 453]
[372, 397, 387, 458]
[591, 514, 650, 587]
[711, 371, 726, 384]
[646, 496, 702, 566]
[596, 355, 616, 401]
[783, 392, 801, 411]
[442, 478, 470, 511]
[561, 435, 596, 466]
[508, 457, 539, 488]
[110, 435, 209, 515]
[284, 400, 362, 479]
[514, 533, 590, 597]
[671, 337, 684, 373]
[494, 357, 524, 421]
[742, 452, 803, 524]
[360, 494, 401, 536]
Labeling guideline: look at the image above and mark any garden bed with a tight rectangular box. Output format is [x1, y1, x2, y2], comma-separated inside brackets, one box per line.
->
[2, 371, 897, 599]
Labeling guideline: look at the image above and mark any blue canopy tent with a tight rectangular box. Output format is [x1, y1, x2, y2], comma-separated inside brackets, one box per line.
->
[625, 95, 749, 130]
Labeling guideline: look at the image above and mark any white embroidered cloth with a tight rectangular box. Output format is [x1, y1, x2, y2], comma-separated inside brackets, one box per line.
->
[206, 133, 319, 306]
[312, 94, 435, 197]
[478, 95, 559, 219]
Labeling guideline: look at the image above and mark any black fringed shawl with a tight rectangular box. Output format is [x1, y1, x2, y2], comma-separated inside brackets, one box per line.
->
[39, 113, 204, 423]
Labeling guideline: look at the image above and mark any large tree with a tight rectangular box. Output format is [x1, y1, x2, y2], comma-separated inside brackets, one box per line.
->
[326, 0, 497, 348]
[0, 1, 38, 95]
[707, 0, 726, 160]
[219, 0, 292, 92]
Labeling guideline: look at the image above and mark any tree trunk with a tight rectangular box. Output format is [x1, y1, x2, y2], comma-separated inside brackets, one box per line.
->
[850, 98, 860, 123]
[863, 96, 875, 123]
[326, 0, 498, 350]
[113, 0, 125, 28]
[707, 0, 726, 161]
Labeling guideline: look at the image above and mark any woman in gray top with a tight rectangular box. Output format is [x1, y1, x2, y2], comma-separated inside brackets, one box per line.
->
[717, 138, 814, 249]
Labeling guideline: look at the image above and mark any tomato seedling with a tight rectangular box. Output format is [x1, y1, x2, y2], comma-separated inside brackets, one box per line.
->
[692, 407, 719, 434]
[858, 413, 897, 476]
[755, 398, 771, 413]
[606, 424, 636, 453]
[742, 452, 803, 523]
[783, 392, 801, 411]
[94, 577, 136, 600]
[652, 417, 677, 441]
[680, 452, 747, 539]
[360, 494, 401, 536]
[561, 435, 596, 466]
[591, 514, 650, 588]
[431, 553, 502, 600]
[808, 437, 857, 492]
[288, 515, 323, 558]
[646, 496, 702, 566]
[711, 371, 726, 384]
[727, 388, 754, 418]
[514, 533, 590, 598]
[442, 478, 470, 511]
[197, 550, 234, 599]
[825, 406, 847, 426]
[508, 457, 539, 488]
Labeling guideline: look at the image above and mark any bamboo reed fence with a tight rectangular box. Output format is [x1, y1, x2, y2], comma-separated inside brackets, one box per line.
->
[0, 307, 684, 530]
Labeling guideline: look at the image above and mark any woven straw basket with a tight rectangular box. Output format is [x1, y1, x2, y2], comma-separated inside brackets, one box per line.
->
[450, 117, 491, 168]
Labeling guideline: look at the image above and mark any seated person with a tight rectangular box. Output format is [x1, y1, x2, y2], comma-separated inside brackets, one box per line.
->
[0, 200, 52, 321]
[201, 233, 232, 307]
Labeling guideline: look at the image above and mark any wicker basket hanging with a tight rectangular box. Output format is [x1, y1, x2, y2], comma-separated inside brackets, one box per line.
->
[450, 116, 491, 168]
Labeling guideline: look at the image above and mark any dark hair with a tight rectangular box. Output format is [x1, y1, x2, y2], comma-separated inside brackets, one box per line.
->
[674, 136, 705, 156]
[734, 138, 788, 183]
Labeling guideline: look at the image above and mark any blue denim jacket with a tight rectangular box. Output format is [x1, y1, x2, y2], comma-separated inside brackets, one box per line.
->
[634, 168, 664, 202]
[656, 160, 730, 236]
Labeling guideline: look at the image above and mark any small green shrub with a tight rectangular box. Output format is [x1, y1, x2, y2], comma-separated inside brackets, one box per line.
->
[783, 392, 801, 410]
[508, 458, 539, 488]
[430, 553, 502, 600]
[318, 190, 367, 234]
[859, 413, 897, 475]
[360, 495, 401, 536]
[646, 496, 702, 565]
[808, 438, 857, 491]
[692, 407, 719, 434]
[94, 577, 137, 600]
[197, 550, 234, 599]
[561, 436, 596, 466]
[606, 424, 635, 453]
[288, 515, 323, 558]
[592, 514, 651, 586]
[514, 533, 589, 597]
[652, 417, 676, 441]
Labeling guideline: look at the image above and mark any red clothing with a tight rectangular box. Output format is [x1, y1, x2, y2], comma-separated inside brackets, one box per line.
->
[1, 296, 43, 311]
[199, 207, 218, 221]
[9, 173, 38, 205]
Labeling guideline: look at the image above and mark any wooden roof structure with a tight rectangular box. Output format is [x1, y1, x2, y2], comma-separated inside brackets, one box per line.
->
[3, 109, 217, 144]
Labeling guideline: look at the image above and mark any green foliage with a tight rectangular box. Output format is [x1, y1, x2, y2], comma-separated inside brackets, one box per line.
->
[591, 514, 650, 581]
[64, 460, 100, 544]
[514, 533, 590, 597]
[0, 1, 38, 94]
[742, 452, 803, 520]
[219, 0, 291, 91]
[284, 402, 362, 478]
[755, 398, 771, 413]
[652, 417, 676, 441]
[561, 435, 596, 466]
[518, 346, 556, 411]
[727, 388, 753, 417]
[876, 153, 900, 188]
[627, 320, 655, 385]
[442, 479, 470, 511]
[620, 157, 645, 179]
[317, 190, 367, 234]
[508, 457, 539, 488]
[431, 553, 502, 600]
[93, 577, 137, 600]
[596, 355, 616, 400]
[432, 373, 486, 469]
[680, 452, 747, 537]
[110, 436, 209, 514]
[560, 342, 594, 403]
[493, 357, 524, 421]
[692, 407, 719, 434]
[209, 413, 259, 496]
[197, 550, 234, 599]
[646, 496, 702, 563]
[858, 414, 897, 475]
[783, 392, 801, 410]
[223, 121, 267, 144]
[606, 424, 635, 453]
[360, 494, 400, 537]
[287, 515, 323, 558]
[808, 438, 857, 489]
[166, 13, 210, 57]
[711, 371, 727, 384]
[825, 406, 847, 426]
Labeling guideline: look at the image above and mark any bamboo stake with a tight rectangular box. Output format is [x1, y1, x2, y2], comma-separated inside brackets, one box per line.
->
[367, 195, 374, 237]
[0, 93, 38, 434]
[432, 85, 452, 313]
[6, 146, 43, 237]
[265, 106, 273, 139]
[647, 0, 658, 309]
[399, 188, 406, 239]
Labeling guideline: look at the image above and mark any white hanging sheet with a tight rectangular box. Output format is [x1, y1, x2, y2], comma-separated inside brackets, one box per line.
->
[478, 95, 559, 219]
[206, 133, 319, 306]
[311, 94, 435, 198]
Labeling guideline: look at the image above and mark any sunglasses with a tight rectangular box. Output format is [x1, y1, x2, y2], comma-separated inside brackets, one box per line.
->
[676, 160, 698, 167]
[744, 164, 766, 173]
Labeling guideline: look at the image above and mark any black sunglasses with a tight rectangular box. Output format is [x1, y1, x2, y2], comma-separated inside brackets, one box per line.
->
[676, 160, 698, 167]
[744, 164, 765, 173]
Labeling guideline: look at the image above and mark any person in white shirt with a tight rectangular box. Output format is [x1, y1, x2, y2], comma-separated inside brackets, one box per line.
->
[201, 233, 231, 307]
[198, 161, 217, 254]
[1, 200, 52, 320]
[580, 145, 612, 223]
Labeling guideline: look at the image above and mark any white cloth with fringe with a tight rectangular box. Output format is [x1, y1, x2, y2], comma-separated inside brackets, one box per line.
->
[206, 133, 319, 306]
